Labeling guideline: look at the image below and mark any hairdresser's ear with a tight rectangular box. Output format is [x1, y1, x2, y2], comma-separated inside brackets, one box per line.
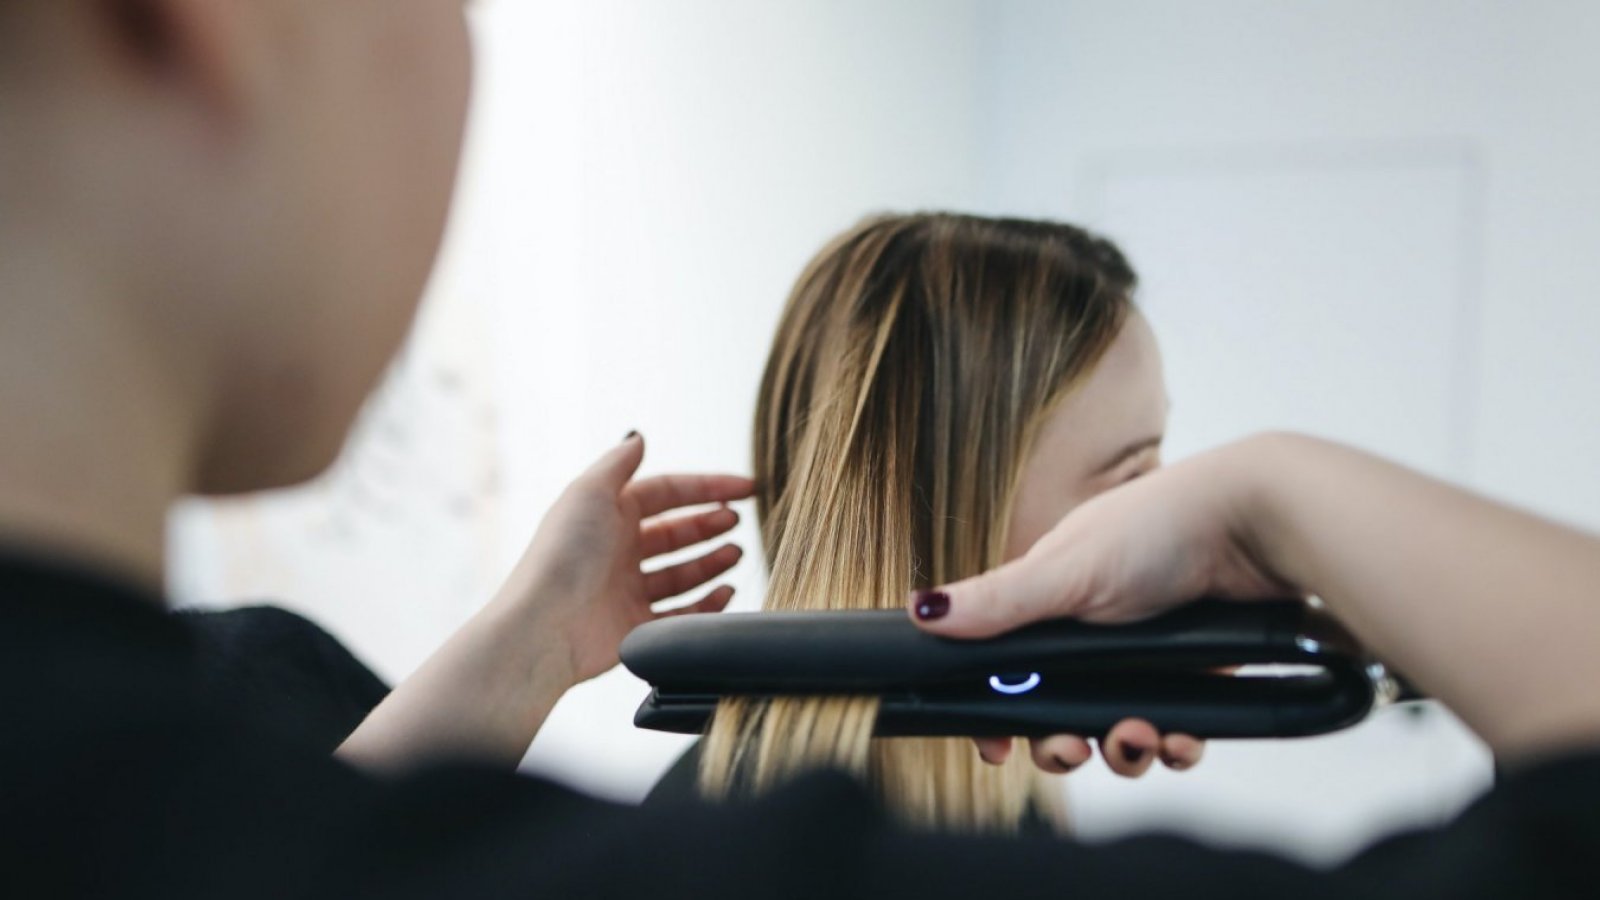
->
[99, 0, 267, 121]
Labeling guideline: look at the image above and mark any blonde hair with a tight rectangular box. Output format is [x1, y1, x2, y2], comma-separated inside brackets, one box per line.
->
[700, 212, 1137, 833]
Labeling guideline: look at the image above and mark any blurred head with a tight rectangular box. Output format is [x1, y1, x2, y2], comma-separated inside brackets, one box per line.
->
[0, 0, 473, 493]
[701, 212, 1163, 832]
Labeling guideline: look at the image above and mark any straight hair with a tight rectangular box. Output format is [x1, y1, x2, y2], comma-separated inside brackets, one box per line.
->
[699, 212, 1138, 833]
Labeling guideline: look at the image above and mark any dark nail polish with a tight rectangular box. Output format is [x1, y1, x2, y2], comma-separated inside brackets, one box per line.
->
[1122, 744, 1148, 764]
[911, 590, 950, 621]
[623, 430, 640, 441]
[1052, 754, 1078, 773]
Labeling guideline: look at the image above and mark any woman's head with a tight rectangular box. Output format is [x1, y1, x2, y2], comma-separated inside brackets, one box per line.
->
[703, 212, 1164, 831]
[754, 213, 1160, 580]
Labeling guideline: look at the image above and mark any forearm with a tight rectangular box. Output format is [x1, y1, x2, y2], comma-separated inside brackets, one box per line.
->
[336, 596, 573, 774]
[1243, 433, 1600, 763]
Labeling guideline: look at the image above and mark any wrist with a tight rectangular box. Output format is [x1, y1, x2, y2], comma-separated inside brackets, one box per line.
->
[478, 589, 580, 705]
[1225, 431, 1321, 591]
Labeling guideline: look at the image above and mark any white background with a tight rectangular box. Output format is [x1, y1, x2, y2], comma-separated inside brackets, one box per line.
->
[170, 0, 1600, 866]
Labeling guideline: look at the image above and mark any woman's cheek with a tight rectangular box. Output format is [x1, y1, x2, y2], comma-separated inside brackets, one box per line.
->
[1004, 494, 1075, 562]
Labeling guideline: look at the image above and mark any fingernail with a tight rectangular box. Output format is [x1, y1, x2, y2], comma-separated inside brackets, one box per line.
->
[1122, 743, 1148, 764]
[911, 590, 950, 621]
[623, 430, 640, 442]
[1052, 754, 1078, 773]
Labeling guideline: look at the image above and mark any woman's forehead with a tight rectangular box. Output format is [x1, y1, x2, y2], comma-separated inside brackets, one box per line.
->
[1035, 316, 1169, 467]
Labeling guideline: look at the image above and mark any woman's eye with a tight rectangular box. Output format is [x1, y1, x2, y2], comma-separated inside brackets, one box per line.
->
[1121, 461, 1158, 484]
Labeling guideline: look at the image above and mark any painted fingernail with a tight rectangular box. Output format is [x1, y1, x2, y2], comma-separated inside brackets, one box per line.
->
[1122, 743, 1149, 764]
[623, 430, 640, 441]
[1052, 754, 1078, 773]
[911, 590, 950, 621]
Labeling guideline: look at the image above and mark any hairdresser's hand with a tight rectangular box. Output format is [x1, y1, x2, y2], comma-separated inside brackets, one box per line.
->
[339, 434, 752, 774]
[910, 436, 1298, 777]
[497, 433, 755, 687]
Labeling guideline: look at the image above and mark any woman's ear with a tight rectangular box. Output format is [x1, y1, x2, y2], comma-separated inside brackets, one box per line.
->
[97, 0, 265, 125]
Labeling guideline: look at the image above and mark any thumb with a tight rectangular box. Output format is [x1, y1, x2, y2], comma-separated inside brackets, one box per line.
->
[585, 432, 647, 493]
[908, 553, 1086, 639]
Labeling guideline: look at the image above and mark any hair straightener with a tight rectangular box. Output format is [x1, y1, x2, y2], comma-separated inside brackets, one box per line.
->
[621, 599, 1422, 739]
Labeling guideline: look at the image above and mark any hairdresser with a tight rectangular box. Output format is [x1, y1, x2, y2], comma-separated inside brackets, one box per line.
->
[3, 1, 1599, 898]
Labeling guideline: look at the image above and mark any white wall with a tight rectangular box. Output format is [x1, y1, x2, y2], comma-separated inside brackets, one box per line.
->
[169, 0, 1600, 869]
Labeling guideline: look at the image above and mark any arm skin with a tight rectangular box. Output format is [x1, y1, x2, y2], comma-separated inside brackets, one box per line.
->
[1251, 434, 1600, 764]
[918, 432, 1600, 767]
[334, 589, 579, 772]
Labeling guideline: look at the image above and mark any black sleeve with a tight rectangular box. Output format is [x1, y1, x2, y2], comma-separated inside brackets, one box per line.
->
[177, 605, 391, 753]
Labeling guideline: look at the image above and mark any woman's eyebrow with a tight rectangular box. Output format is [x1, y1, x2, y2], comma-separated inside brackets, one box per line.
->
[1093, 435, 1164, 476]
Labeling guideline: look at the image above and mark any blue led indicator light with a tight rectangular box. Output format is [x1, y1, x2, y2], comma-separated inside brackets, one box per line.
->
[988, 672, 1043, 695]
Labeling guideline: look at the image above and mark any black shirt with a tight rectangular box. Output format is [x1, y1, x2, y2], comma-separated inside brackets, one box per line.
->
[2, 551, 1598, 899]
[648, 741, 1063, 836]
[177, 604, 391, 753]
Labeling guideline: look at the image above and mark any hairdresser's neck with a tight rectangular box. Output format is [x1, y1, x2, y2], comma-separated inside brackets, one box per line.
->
[0, 238, 199, 599]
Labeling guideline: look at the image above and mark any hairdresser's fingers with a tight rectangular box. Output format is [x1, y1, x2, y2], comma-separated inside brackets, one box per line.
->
[1102, 719, 1161, 778]
[909, 553, 1091, 640]
[656, 584, 736, 619]
[1160, 733, 1205, 771]
[1029, 734, 1094, 775]
[975, 737, 1013, 765]
[626, 473, 756, 519]
[583, 433, 648, 494]
[643, 543, 744, 602]
[639, 506, 740, 558]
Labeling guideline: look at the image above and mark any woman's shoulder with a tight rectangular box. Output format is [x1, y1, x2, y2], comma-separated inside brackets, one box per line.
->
[645, 739, 703, 806]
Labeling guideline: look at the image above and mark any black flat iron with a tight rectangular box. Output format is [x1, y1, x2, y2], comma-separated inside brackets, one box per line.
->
[621, 599, 1421, 739]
